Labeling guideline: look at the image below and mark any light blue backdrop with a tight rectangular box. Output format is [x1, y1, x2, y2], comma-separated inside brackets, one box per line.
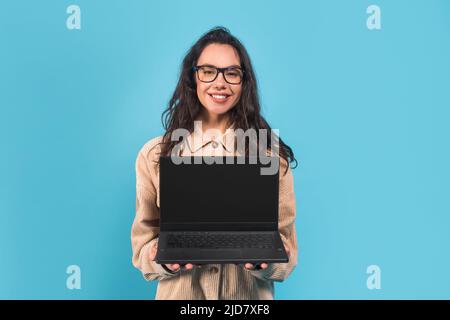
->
[1, 0, 449, 299]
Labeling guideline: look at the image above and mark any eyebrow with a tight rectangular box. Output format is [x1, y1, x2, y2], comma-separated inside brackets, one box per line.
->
[199, 64, 242, 69]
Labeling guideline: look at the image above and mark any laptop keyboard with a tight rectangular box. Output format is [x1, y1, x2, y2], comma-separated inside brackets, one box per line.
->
[167, 232, 275, 249]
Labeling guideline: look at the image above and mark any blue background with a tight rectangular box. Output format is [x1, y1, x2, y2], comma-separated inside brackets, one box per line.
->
[1, 0, 449, 299]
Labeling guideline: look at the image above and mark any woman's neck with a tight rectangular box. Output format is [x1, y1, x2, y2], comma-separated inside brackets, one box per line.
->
[196, 111, 232, 134]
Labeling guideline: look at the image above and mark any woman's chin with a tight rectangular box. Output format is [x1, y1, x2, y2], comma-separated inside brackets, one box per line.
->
[204, 104, 233, 115]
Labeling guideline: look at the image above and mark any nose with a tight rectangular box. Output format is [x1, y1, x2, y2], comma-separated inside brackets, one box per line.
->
[212, 71, 227, 88]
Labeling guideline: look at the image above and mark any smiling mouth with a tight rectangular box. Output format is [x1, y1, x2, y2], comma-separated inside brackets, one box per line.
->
[208, 93, 231, 103]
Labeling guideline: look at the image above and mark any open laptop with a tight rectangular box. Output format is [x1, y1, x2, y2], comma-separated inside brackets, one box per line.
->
[155, 156, 289, 265]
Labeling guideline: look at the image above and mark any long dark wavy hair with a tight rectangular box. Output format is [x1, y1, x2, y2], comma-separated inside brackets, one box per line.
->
[160, 26, 298, 174]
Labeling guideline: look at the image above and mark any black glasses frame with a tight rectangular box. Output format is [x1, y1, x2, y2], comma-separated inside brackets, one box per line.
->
[193, 65, 244, 84]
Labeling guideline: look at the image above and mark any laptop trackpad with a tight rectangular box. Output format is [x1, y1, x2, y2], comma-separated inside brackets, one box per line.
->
[199, 249, 242, 259]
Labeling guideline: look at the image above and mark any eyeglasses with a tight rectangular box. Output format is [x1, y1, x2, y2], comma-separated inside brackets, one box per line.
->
[193, 65, 244, 84]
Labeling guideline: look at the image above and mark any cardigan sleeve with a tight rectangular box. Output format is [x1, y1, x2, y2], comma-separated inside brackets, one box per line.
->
[131, 140, 180, 281]
[245, 157, 299, 282]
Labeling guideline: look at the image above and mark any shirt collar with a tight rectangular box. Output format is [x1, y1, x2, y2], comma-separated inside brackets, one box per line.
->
[185, 122, 235, 153]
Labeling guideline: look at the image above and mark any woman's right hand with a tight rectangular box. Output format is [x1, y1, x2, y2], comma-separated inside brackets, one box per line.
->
[149, 239, 195, 272]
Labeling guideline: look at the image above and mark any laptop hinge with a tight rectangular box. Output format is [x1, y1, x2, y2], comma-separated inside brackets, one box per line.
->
[160, 222, 277, 232]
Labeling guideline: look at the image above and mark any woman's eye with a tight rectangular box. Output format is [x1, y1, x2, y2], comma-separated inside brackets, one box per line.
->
[226, 72, 239, 78]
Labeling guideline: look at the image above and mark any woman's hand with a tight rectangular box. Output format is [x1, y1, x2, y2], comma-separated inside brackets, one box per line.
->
[164, 263, 195, 272]
[244, 243, 290, 271]
[149, 239, 195, 272]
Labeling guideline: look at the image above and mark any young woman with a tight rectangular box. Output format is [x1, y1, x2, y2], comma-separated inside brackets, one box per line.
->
[131, 26, 298, 300]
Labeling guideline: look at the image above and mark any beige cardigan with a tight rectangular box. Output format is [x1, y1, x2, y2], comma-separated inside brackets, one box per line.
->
[131, 128, 298, 299]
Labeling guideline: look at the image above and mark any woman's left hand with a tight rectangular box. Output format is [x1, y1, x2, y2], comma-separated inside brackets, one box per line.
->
[244, 243, 290, 270]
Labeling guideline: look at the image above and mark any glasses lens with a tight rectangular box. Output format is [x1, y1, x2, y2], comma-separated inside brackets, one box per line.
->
[197, 66, 217, 82]
[224, 68, 243, 84]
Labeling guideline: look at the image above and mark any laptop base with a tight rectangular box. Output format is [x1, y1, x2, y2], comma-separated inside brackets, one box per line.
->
[155, 231, 289, 265]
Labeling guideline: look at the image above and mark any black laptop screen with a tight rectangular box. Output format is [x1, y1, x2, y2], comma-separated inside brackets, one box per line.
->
[159, 157, 280, 227]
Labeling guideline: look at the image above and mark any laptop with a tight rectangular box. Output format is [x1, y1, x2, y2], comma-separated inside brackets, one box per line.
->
[155, 156, 289, 265]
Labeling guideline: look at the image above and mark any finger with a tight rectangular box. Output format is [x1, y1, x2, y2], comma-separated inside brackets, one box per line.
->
[184, 263, 194, 270]
[170, 264, 180, 271]
[245, 263, 254, 270]
[149, 248, 156, 260]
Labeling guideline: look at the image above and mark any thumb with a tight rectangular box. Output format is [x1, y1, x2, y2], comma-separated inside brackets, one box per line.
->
[149, 241, 158, 260]
[284, 243, 290, 257]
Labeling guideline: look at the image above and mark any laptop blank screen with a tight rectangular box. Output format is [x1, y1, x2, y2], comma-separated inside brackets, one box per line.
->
[159, 157, 279, 228]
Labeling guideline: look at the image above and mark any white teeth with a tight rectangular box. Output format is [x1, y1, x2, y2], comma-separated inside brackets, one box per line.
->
[211, 94, 227, 99]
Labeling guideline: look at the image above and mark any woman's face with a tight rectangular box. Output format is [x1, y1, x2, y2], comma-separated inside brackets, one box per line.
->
[195, 43, 243, 117]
